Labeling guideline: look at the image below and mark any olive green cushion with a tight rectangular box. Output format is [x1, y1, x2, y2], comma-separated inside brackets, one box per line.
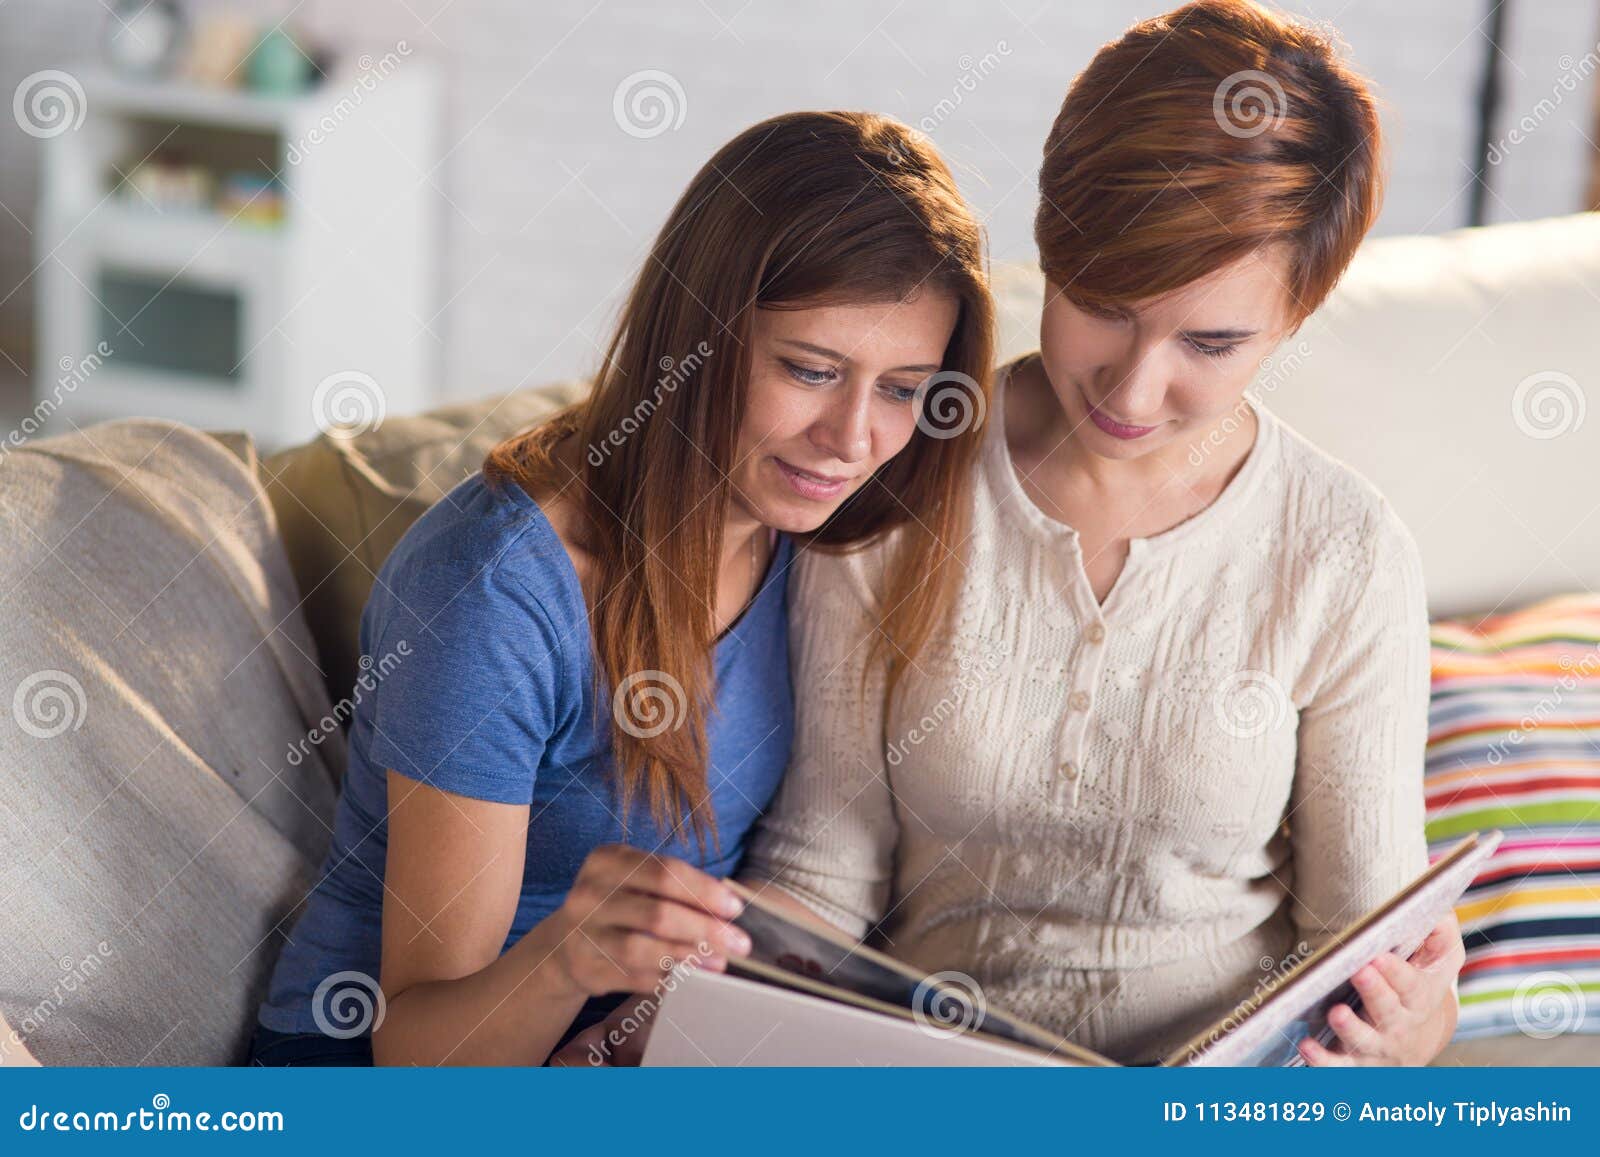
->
[258, 381, 589, 722]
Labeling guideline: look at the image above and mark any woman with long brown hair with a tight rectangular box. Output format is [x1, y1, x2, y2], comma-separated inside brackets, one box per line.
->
[745, 0, 1466, 1066]
[247, 109, 994, 1066]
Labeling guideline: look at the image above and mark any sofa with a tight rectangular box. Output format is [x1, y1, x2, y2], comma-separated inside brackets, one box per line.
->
[1, 212, 1596, 1066]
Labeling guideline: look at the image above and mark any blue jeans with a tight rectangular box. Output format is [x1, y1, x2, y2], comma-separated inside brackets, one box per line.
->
[244, 996, 618, 1066]
[245, 1022, 373, 1067]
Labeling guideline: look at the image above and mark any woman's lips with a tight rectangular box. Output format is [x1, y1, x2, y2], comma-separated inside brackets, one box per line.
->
[1088, 407, 1160, 440]
[775, 457, 850, 501]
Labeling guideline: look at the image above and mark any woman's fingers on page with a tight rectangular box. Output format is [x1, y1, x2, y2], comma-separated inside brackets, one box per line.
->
[1409, 911, 1465, 972]
[1349, 961, 1406, 1026]
[1371, 950, 1427, 1008]
[564, 928, 724, 994]
[1325, 1001, 1384, 1057]
[601, 892, 752, 958]
[610, 848, 745, 918]
[572, 846, 743, 923]
[1297, 1037, 1350, 1066]
[613, 931, 724, 986]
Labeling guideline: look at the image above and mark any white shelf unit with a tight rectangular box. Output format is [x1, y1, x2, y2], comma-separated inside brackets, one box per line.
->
[36, 63, 440, 450]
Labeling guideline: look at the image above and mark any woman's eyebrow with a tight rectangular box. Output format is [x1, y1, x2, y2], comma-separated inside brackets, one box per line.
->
[1183, 327, 1258, 340]
[780, 339, 847, 360]
[779, 338, 940, 373]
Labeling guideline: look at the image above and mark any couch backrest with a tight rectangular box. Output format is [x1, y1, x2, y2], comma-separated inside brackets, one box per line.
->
[993, 212, 1600, 618]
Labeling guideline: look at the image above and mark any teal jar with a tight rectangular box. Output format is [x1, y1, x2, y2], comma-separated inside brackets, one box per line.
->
[247, 27, 313, 94]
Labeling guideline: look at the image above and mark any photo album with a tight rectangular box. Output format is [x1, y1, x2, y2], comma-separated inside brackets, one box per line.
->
[642, 831, 1503, 1067]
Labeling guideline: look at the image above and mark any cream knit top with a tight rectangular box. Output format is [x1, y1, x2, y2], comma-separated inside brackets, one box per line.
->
[742, 364, 1432, 1064]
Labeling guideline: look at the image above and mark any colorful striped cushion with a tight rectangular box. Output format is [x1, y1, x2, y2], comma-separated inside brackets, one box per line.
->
[1427, 592, 1600, 1040]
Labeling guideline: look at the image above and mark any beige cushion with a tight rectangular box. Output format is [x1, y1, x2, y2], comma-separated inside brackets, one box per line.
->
[0, 419, 343, 1065]
[259, 380, 589, 718]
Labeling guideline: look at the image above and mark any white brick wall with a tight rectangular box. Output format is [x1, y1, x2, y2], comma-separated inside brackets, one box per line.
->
[2, 0, 1595, 404]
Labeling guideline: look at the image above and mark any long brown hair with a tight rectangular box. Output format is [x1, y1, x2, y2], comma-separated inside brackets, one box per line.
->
[484, 111, 993, 845]
[1035, 0, 1384, 324]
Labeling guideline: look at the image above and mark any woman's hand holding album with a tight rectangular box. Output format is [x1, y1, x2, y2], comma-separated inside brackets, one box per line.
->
[1298, 910, 1466, 1066]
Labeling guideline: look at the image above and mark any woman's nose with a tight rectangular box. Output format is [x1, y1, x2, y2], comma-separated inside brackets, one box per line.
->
[1106, 350, 1169, 419]
[813, 389, 872, 463]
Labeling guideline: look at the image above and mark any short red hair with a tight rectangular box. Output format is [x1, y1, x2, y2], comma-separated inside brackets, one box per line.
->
[1035, 0, 1384, 325]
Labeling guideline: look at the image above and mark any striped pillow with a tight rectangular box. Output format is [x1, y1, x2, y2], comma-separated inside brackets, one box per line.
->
[1427, 593, 1600, 1040]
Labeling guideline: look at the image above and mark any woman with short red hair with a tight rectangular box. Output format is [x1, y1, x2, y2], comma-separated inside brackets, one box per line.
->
[745, 0, 1465, 1066]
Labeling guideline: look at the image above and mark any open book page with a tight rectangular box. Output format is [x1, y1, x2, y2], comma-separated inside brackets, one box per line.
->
[726, 880, 1111, 1063]
[1164, 831, 1502, 1066]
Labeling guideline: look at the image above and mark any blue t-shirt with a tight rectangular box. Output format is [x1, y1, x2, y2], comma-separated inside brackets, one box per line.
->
[258, 470, 794, 1038]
